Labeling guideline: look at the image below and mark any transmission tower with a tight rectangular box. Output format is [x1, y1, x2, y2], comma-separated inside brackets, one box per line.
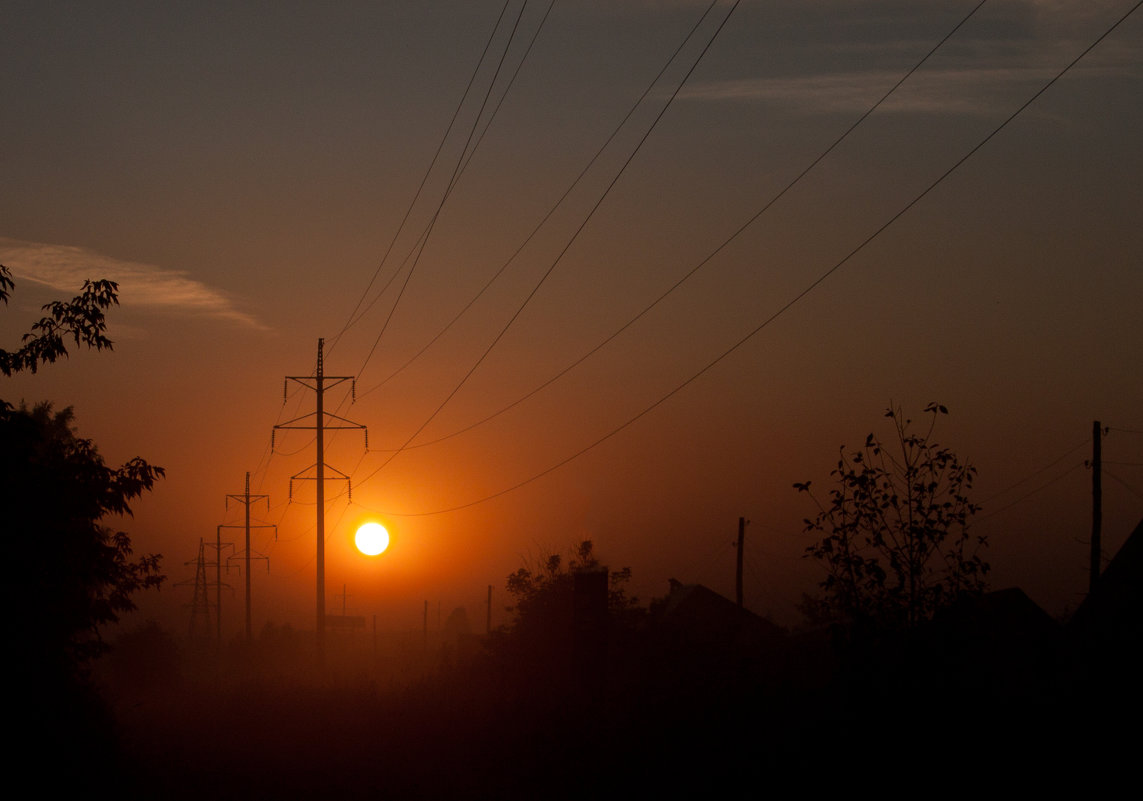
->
[273, 338, 367, 665]
[178, 539, 213, 640]
[222, 471, 275, 642]
[204, 526, 235, 644]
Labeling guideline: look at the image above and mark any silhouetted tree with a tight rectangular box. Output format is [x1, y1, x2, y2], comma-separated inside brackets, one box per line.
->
[489, 540, 641, 682]
[1, 265, 164, 679]
[505, 540, 638, 633]
[1, 264, 118, 376]
[795, 403, 988, 631]
[3, 402, 165, 677]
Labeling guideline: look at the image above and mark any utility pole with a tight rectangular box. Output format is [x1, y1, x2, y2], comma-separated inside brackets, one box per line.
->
[735, 517, 748, 608]
[1090, 420, 1103, 593]
[274, 338, 367, 666]
[223, 472, 274, 642]
[203, 527, 235, 644]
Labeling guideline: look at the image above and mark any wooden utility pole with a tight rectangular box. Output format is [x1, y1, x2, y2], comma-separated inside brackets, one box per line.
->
[274, 338, 366, 666]
[1090, 420, 1103, 593]
[736, 517, 746, 608]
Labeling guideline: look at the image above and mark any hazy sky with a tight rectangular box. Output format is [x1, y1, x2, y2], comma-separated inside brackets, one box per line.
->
[3, 0, 1141, 634]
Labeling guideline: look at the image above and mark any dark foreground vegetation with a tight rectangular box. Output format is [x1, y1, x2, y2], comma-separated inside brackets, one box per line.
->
[86, 529, 1142, 800]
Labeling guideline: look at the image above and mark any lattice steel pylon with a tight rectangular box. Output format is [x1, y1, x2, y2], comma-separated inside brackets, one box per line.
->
[180, 539, 213, 641]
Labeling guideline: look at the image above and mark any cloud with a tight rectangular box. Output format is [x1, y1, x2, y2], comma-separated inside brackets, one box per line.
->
[677, 63, 1119, 115]
[0, 238, 268, 331]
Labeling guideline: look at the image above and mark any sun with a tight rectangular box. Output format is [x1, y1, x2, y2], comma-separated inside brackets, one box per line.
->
[354, 522, 390, 556]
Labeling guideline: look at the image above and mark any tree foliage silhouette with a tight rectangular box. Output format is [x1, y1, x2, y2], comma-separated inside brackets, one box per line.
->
[1, 264, 163, 680]
[491, 540, 640, 682]
[795, 403, 988, 631]
[1, 264, 118, 376]
[505, 540, 638, 638]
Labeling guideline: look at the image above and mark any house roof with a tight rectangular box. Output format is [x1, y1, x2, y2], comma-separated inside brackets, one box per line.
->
[1069, 516, 1143, 644]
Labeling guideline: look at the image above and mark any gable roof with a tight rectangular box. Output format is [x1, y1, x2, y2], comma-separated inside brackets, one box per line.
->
[1069, 516, 1143, 644]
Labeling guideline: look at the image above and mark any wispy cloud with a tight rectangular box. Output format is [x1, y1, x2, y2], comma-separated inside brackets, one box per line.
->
[678, 63, 1115, 115]
[0, 238, 268, 331]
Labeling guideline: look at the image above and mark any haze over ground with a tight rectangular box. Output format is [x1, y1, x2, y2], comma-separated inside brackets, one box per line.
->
[3, 0, 1141, 638]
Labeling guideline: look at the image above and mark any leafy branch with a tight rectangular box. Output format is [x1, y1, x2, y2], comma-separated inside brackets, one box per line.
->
[1, 264, 119, 376]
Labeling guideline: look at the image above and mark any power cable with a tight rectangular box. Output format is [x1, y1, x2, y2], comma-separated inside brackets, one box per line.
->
[354, 0, 744, 485]
[362, 0, 990, 450]
[323, 2, 547, 458]
[356, 0, 722, 399]
[328, 0, 517, 353]
[1104, 468, 1143, 500]
[454, 0, 558, 187]
[372, 0, 1142, 517]
[979, 461, 1087, 520]
[979, 438, 1088, 503]
[353, 1, 536, 377]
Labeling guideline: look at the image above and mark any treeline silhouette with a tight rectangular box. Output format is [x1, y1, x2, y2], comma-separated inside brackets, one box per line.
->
[83, 525, 1143, 800]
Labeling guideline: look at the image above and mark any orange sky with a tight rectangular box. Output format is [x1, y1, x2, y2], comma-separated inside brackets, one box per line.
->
[2, 1, 1142, 637]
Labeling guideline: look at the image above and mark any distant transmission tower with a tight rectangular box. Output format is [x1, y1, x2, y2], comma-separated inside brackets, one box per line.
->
[221, 471, 275, 642]
[179, 539, 213, 640]
[179, 536, 233, 643]
[204, 527, 235, 644]
[273, 338, 367, 665]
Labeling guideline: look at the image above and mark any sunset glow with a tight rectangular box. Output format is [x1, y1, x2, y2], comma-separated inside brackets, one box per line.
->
[354, 522, 390, 556]
[5, 3, 1143, 795]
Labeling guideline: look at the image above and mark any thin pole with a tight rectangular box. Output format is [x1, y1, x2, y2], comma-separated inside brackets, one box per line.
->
[224, 473, 269, 643]
[736, 516, 745, 608]
[216, 525, 223, 644]
[316, 338, 326, 663]
[245, 472, 252, 642]
[1090, 420, 1102, 593]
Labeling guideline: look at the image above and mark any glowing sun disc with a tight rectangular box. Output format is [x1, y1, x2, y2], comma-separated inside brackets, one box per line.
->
[355, 522, 389, 556]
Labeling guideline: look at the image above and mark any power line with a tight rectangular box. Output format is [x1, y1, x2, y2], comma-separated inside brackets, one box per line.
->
[979, 438, 1088, 504]
[353, 0, 744, 489]
[356, 0, 723, 400]
[351, 0, 538, 377]
[360, 0, 991, 452]
[369, 0, 1142, 517]
[329, 0, 521, 353]
[452, 0, 558, 190]
[978, 461, 1086, 521]
[1104, 468, 1143, 500]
